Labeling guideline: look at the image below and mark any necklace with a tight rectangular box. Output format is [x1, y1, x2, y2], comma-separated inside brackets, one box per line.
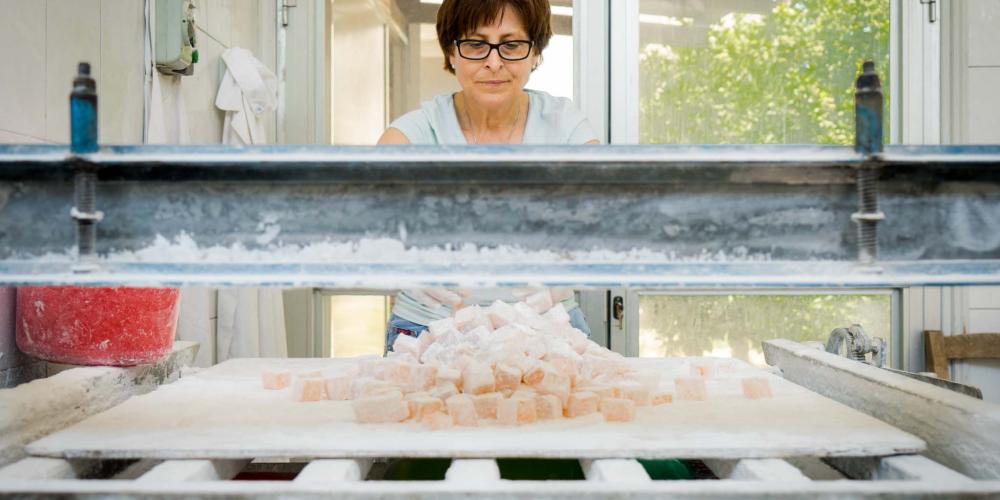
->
[461, 93, 522, 144]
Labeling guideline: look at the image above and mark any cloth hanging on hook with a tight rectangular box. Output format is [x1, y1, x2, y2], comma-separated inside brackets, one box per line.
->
[215, 47, 277, 145]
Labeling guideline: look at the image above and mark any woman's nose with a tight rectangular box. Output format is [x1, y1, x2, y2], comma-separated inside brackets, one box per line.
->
[484, 49, 504, 72]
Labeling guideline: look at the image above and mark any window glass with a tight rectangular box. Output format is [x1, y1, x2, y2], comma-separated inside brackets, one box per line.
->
[332, 0, 576, 144]
[329, 295, 391, 358]
[638, 0, 890, 144]
[638, 293, 892, 366]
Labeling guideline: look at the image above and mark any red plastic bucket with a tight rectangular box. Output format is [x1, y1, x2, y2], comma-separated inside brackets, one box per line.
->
[16, 286, 180, 366]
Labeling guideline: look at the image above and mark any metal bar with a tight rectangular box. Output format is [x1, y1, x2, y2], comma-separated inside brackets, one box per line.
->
[4, 144, 1000, 183]
[1, 261, 999, 288]
[1, 153, 998, 263]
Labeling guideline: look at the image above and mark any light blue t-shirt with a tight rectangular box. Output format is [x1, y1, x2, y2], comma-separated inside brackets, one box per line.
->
[387, 89, 594, 326]
[388, 89, 599, 145]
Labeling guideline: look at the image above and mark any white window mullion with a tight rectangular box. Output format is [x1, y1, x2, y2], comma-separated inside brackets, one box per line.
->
[573, 0, 610, 144]
[900, 0, 941, 144]
[609, 0, 639, 144]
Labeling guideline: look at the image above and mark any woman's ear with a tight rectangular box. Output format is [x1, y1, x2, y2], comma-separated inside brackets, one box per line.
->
[532, 54, 542, 71]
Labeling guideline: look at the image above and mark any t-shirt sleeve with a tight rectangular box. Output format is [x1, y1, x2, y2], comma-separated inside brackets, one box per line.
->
[552, 95, 600, 144]
[567, 116, 600, 144]
[387, 109, 435, 144]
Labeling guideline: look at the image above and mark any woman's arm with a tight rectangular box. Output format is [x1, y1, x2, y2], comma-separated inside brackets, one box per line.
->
[377, 127, 411, 145]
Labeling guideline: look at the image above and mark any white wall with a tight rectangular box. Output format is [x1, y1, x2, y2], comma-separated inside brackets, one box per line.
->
[963, 287, 1000, 402]
[0, 0, 277, 146]
[154, 0, 277, 144]
[0, 0, 145, 144]
[906, 286, 1000, 403]
[944, 0, 1000, 144]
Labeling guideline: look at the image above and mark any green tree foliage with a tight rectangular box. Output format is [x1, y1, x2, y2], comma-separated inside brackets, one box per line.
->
[640, 0, 890, 144]
[638, 294, 892, 364]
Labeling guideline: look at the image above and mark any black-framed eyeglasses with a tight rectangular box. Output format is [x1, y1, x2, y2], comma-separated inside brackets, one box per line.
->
[454, 39, 534, 61]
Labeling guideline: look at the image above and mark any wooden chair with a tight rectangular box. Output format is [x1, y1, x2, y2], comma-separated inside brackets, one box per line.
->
[924, 330, 1000, 380]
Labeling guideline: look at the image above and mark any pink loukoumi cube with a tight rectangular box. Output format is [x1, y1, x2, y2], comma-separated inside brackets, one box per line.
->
[741, 377, 774, 399]
[431, 381, 460, 401]
[407, 397, 445, 420]
[461, 361, 496, 395]
[293, 377, 327, 402]
[564, 391, 600, 418]
[261, 369, 292, 390]
[600, 397, 636, 422]
[421, 410, 453, 430]
[324, 376, 352, 400]
[497, 397, 537, 425]
[674, 376, 707, 401]
[690, 362, 714, 378]
[652, 392, 674, 405]
[446, 394, 480, 426]
[535, 394, 563, 420]
[352, 392, 408, 423]
[473, 392, 503, 419]
[525, 290, 554, 314]
[392, 333, 421, 358]
[494, 363, 522, 393]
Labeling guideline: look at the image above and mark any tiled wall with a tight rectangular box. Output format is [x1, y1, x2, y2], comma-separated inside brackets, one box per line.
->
[0, 0, 145, 144]
[0, 0, 276, 146]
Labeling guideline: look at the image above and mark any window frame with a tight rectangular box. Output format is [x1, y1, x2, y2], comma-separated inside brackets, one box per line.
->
[575, 0, 935, 146]
[620, 288, 903, 368]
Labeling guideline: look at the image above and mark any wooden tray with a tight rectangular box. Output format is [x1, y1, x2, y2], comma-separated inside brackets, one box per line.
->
[27, 357, 925, 460]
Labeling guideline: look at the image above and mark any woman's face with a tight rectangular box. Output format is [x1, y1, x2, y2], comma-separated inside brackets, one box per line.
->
[449, 6, 539, 108]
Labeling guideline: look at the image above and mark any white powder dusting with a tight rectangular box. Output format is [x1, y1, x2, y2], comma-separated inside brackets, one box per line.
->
[10, 233, 772, 265]
[23, 357, 925, 460]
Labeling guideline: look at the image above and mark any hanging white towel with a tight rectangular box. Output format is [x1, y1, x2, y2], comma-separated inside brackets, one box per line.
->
[216, 47, 278, 145]
[216, 288, 288, 362]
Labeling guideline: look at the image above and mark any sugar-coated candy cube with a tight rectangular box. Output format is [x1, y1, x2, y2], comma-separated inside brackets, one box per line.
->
[741, 377, 774, 399]
[473, 392, 502, 419]
[352, 392, 408, 423]
[446, 394, 480, 426]
[525, 290, 554, 314]
[392, 333, 421, 358]
[652, 392, 673, 405]
[600, 397, 636, 422]
[261, 369, 292, 390]
[292, 378, 326, 402]
[497, 397, 537, 425]
[324, 376, 352, 400]
[421, 410, 453, 430]
[494, 363, 521, 393]
[407, 397, 445, 420]
[675, 376, 707, 401]
[535, 394, 563, 420]
[462, 361, 496, 395]
[564, 391, 600, 418]
[431, 381, 460, 401]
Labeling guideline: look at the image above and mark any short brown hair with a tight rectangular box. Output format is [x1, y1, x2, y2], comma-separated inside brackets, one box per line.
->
[437, 0, 553, 74]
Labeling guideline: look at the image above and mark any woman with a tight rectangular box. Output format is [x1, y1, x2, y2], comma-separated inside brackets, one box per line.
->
[378, 0, 598, 351]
